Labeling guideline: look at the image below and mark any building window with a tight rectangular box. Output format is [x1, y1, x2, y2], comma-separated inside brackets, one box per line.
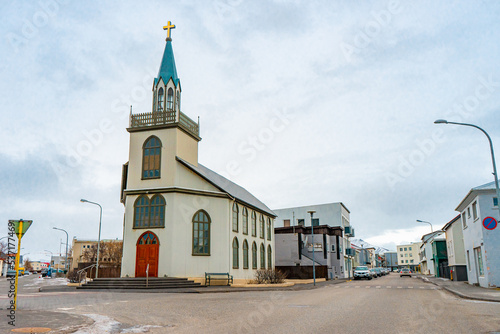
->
[467, 250, 471, 271]
[474, 247, 484, 276]
[400, 248, 403, 251]
[409, 247, 412, 251]
[467, 207, 471, 218]
[242, 208, 248, 235]
[312, 218, 319, 227]
[167, 88, 174, 110]
[260, 243, 265, 269]
[232, 203, 239, 232]
[243, 240, 249, 269]
[251, 211, 257, 237]
[267, 245, 272, 269]
[284, 219, 290, 227]
[297, 219, 304, 226]
[405, 260, 408, 263]
[143, 136, 161, 179]
[472, 201, 478, 220]
[252, 242, 257, 269]
[260, 215, 265, 239]
[410, 259, 414, 263]
[134, 195, 166, 228]
[494, 197, 498, 207]
[192, 210, 210, 255]
[410, 253, 412, 257]
[267, 218, 272, 241]
[462, 212, 467, 229]
[404, 247, 407, 251]
[232, 237, 239, 269]
[157, 87, 164, 111]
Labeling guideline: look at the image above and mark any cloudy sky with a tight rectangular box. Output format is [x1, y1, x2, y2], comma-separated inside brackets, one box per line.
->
[1, 0, 500, 260]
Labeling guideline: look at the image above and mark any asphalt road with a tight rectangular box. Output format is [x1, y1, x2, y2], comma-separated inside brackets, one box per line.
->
[1, 273, 500, 333]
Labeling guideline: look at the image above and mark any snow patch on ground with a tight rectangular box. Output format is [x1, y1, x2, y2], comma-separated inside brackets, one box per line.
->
[75, 314, 167, 333]
[24, 277, 69, 287]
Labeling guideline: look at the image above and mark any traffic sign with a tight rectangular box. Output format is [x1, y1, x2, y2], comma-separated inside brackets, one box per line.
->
[483, 217, 498, 230]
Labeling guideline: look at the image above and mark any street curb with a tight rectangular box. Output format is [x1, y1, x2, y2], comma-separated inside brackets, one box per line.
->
[417, 276, 500, 303]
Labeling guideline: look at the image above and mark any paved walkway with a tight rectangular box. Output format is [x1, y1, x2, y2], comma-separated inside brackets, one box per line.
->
[417, 274, 500, 302]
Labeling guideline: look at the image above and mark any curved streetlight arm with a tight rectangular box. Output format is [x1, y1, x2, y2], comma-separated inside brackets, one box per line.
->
[53, 227, 69, 272]
[435, 120, 500, 218]
[80, 199, 103, 279]
[416, 220, 433, 232]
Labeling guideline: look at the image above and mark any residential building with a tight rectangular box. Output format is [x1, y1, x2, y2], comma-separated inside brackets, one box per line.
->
[119, 26, 275, 283]
[442, 215, 468, 281]
[396, 241, 422, 271]
[419, 231, 444, 275]
[273, 203, 354, 278]
[50, 256, 66, 271]
[456, 181, 500, 288]
[431, 236, 449, 278]
[384, 252, 398, 270]
[30, 261, 49, 272]
[68, 238, 122, 273]
[274, 225, 345, 279]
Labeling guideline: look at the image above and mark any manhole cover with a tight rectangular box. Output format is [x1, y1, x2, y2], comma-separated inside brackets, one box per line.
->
[12, 328, 51, 333]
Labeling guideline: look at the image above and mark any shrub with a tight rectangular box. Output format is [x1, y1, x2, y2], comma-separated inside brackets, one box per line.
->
[254, 269, 287, 284]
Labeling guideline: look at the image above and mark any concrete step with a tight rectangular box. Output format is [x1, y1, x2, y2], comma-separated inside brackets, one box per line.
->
[77, 283, 202, 290]
[77, 277, 202, 290]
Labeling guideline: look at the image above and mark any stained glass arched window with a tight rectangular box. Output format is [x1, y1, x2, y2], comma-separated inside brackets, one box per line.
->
[243, 239, 249, 269]
[233, 237, 239, 269]
[143, 136, 161, 179]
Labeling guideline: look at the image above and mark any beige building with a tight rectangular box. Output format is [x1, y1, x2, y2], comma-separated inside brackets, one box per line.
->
[119, 26, 275, 283]
[396, 242, 422, 271]
[68, 238, 122, 272]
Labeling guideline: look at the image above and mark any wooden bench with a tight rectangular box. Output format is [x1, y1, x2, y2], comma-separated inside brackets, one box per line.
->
[205, 272, 233, 286]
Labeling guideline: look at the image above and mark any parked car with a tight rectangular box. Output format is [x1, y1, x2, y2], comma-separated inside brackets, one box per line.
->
[393, 268, 399, 273]
[369, 268, 378, 278]
[354, 266, 372, 280]
[6, 270, 16, 278]
[400, 268, 412, 277]
[373, 268, 382, 277]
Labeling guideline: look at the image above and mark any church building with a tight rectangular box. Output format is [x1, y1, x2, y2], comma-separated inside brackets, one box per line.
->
[120, 23, 275, 282]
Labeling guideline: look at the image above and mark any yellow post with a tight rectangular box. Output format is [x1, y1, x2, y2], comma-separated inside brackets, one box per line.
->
[14, 220, 22, 311]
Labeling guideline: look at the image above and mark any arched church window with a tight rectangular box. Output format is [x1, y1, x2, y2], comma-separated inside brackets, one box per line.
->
[251, 211, 257, 237]
[267, 218, 272, 241]
[157, 87, 164, 111]
[143, 136, 161, 179]
[252, 242, 257, 269]
[134, 196, 150, 228]
[150, 195, 166, 227]
[133, 195, 166, 229]
[192, 210, 210, 255]
[260, 243, 265, 269]
[267, 245, 272, 269]
[242, 208, 248, 235]
[167, 88, 174, 110]
[243, 239, 249, 269]
[232, 203, 239, 232]
[233, 237, 239, 269]
[260, 215, 265, 239]
[176, 91, 181, 111]
[138, 232, 159, 245]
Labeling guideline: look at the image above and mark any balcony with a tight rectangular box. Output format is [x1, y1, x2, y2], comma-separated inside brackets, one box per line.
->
[129, 109, 200, 138]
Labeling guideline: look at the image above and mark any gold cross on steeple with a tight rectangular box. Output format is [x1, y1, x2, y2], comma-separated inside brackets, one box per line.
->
[163, 21, 176, 40]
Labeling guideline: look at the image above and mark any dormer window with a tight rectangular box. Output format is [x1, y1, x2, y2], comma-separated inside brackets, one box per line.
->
[167, 88, 174, 110]
[157, 87, 164, 111]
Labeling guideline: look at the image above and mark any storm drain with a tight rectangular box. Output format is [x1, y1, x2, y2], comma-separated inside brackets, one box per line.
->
[11, 328, 51, 333]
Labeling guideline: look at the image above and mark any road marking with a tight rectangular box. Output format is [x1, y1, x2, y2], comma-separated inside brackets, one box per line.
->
[376, 286, 381, 289]
[344, 286, 350, 288]
[420, 287, 425, 289]
[365, 286, 371, 289]
[57, 307, 75, 310]
[408, 286, 413, 289]
[386, 286, 391, 289]
[397, 286, 402, 289]
[354, 286, 360, 289]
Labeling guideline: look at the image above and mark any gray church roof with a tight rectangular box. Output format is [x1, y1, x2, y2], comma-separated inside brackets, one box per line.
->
[176, 157, 276, 217]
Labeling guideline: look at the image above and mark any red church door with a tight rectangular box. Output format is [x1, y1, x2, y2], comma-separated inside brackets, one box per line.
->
[135, 232, 159, 277]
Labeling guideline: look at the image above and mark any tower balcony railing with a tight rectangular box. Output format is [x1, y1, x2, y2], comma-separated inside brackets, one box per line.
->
[129, 109, 199, 137]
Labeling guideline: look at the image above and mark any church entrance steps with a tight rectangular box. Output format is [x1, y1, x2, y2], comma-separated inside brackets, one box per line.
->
[77, 277, 203, 290]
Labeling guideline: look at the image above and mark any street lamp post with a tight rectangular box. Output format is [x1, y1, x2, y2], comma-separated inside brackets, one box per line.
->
[80, 199, 102, 279]
[435, 119, 500, 219]
[53, 227, 69, 272]
[416, 219, 433, 232]
[307, 210, 316, 286]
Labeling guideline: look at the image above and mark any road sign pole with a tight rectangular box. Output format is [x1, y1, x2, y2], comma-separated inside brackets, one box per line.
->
[14, 220, 22, 310]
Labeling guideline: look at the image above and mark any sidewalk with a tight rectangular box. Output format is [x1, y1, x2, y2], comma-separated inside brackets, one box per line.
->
[0, 310, 93, 333]
[417, 274, 500, 302]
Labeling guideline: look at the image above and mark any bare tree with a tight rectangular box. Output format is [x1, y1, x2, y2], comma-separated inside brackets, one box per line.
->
[24, 257, 33, 271]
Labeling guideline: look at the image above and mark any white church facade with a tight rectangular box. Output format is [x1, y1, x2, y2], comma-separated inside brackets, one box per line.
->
[120, 23, 275, 282]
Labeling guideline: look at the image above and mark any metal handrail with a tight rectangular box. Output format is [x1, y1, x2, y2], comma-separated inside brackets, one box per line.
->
[77, 264, 97, 286]
[146, 264, 149, 288]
